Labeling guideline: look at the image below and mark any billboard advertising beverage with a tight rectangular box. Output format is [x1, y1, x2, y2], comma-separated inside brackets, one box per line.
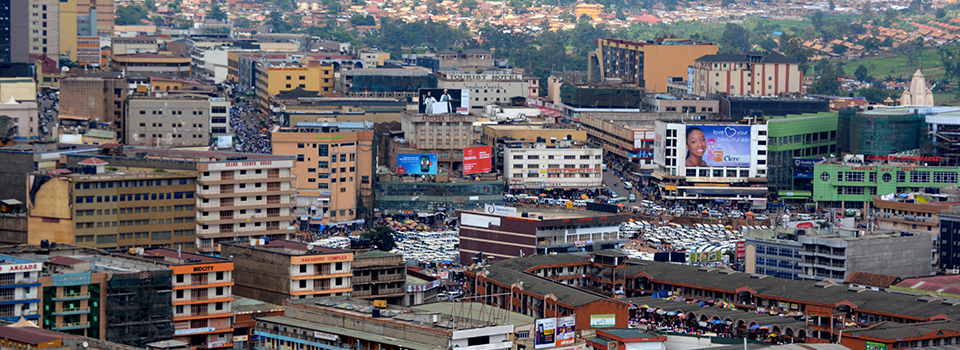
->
[397, 154, 438, 175]
[534, 318, 556, 349]
[463, 146, 492, 174]
[680, 125, 752, 169]
[419, 88, 469, 114]
[555, 316, 576, 346]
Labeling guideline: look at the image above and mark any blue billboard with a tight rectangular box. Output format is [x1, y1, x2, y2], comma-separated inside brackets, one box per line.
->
[681, 125, 753, 168]
[397, 154, 438, 175]
[793, 158, 820, 169]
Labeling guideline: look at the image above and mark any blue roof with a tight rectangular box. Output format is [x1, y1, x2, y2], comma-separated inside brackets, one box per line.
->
[0, 254, 38, 265]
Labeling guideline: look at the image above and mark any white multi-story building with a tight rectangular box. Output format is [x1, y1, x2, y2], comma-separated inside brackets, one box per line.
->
[437, 69, 528, 110]
[209, 97, 232, 140]
[194, 155, 298, 253]
[653, 121, 769, 203]
[503, 143, 603, 190]
[0, 255, 41, 323]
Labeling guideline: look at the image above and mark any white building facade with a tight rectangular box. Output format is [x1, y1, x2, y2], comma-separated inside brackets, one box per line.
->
[503, 145, 603, 190]
[437, 70, 528, 110]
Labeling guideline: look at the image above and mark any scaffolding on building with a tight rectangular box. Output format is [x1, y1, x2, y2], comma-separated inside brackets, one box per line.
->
[842, 109, 927, 156]
[560, 84, 643, 109]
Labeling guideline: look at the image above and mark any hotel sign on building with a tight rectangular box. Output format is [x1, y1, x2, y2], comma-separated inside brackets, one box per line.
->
[437, 72, 523, 81]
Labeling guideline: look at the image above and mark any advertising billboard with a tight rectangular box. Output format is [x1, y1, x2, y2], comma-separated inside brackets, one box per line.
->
[397, 154, 438, 175]
[555, 316, 576, 346]
[679, 125, 753, 170]
[793, 158, 820, 169]
[590, 314, 616, 328]
[419, 88, 469, 114]
[736, 241, 746, 259]
[534, 318, 556, 349]
[463, 146, 492, 174]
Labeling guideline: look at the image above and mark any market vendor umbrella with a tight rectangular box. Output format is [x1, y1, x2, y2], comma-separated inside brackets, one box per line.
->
[540, 193, 548, 197]
[640, 304, 649, 309]
[656, 310, 667, 315]
[698, 301, 707, 306]
[618, 203, 627, 207]
[639, 319, 649, 323]
[702, 210, 709, 214]
[581, 194, 589, 199]
[749, 325, 760, 330]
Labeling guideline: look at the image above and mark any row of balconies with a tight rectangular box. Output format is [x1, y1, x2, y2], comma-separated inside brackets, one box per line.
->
[351, 287, 405, 297]
[352, 273, 405, 284]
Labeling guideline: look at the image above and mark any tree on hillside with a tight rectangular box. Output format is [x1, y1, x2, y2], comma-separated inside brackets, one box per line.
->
[116, 5, 150, 25]
[861, 1, 873, 22]
[854, 65, 872, 82]
[207, 3, 228, 21]
[808, 60, 843, 95]
[362, 226, 397, 251]
[937, 7, 947, 19]
[718, 23, 750, 54]
[831, 44, 847, 55]
[828, 0, 835, 10]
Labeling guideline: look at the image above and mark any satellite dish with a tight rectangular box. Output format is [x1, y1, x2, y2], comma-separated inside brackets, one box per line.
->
[82, 342, 88, 348]
[307, 244, 314, 251]
[61, 66, 69, 73]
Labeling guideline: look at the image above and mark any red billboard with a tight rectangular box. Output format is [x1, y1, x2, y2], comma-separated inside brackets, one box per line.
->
[735, 241, 746, 259]
[463, 146, 492, 174]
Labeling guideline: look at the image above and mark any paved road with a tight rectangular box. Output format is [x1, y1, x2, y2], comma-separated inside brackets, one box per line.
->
[37, 96, 58, 140]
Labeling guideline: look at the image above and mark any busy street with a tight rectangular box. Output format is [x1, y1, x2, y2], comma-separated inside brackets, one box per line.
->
[229, 104, 273, 154]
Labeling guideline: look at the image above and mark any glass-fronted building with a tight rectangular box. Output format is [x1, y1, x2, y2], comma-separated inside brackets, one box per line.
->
[765, 111, 839, 198]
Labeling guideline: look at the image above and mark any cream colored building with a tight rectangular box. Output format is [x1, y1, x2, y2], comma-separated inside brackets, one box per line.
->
[0, 98, 40, 140]
[436, 69, 528, 111]
[691, 52, 802, 97]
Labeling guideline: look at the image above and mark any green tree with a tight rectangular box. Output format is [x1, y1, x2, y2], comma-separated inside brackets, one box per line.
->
[861, 1, 873, 23]
[854, 65, 872, 82]
[718, 23, 750, 54]
[831, 44, 847, 55]
[207, 3, 228, 21]
[939, 46, 960, 85]
[828, 0, 835, 10]
[349, 13, 367, 26]
[759, 36, 778, 52]
[115, 5, 149, 25]
[857, 88, 897, 103]
[235, 16, 254, 28]
[143, 0, 156, 11]
[937, 7, 948, 19]
[362, 226, 397, 251]
[721, 0, 735, 6]
[858, 37, 881, 51]
[808, 60, 843, 95]
[462, 0, 479, 10]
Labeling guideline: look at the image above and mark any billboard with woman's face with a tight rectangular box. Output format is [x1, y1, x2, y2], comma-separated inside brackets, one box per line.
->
[680, 125, 753, 169]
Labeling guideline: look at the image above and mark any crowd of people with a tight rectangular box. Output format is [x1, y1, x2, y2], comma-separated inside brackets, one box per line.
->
[629, 302, 798, 345]
[229, 105, 273, 154]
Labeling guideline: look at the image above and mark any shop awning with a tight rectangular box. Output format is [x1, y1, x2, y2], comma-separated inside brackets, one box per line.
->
[685, 188, 768, 196]
[0, 199, 22, 205]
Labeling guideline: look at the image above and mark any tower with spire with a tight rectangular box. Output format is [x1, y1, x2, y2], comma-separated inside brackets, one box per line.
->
[899, 69, 935, 106]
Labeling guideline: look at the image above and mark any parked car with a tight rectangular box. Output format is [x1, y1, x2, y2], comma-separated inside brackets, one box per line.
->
[629, 193, 636, 202]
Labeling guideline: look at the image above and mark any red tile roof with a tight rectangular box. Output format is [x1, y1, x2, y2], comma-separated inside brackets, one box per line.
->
[46, 256, 87, 266]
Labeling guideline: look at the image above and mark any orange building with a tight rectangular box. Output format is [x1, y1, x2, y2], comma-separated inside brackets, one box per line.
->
[76, 37, 103, 67]
[141, 248, 235, 350]
[575, 3, 603, 19]
[590, 38, 718, 93]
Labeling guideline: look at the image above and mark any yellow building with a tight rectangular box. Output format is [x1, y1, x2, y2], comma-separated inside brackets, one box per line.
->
[480, 124, 588, 147]
[27, 159, 200, 251]
[575, 3, 603, 20]
[254, 61, 335, 112]
[590, 38, 719, 93]
[60, 0, 78, 62]
[359, 51, 389, 68]
[0, 78, 38, 102]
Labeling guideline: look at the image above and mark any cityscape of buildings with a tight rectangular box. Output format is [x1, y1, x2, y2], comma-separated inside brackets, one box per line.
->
[7, 1, 960, 350]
